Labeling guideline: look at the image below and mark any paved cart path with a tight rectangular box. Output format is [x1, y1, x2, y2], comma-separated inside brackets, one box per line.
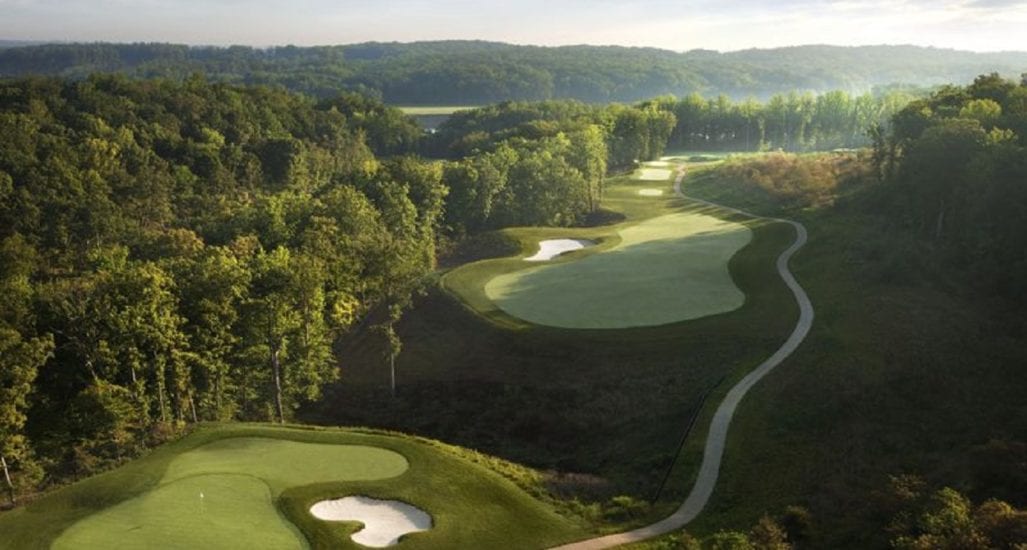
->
[551, 167, 814, 550]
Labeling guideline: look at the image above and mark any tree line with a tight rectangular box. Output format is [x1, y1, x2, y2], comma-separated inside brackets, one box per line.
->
[434, 100, 674, 231]
[658, 478, 1025, 550]
[650, 90, 916, 152]
[3, 41, 1026, 104]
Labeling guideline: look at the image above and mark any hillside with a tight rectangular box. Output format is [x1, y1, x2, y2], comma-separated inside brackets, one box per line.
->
[1, 41, 1026, 103]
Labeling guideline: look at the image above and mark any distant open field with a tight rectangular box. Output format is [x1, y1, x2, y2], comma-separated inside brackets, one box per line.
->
[396, 106, 479, 115]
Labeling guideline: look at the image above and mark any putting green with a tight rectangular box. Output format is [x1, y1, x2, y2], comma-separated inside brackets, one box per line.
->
[54, 474, 306, 550]
[484, 212, 752, 328]
[54, 438, 408, 550]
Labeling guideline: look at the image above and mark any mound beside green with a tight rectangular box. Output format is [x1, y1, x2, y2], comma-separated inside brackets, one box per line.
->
[0, 424, 586, 550]
[484, 212, 752, 329]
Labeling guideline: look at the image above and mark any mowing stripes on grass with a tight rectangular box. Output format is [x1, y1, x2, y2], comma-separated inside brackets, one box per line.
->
[484, 212, 752, 329]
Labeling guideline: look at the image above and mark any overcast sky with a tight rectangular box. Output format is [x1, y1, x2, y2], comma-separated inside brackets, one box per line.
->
[1, 0, 1026, 52]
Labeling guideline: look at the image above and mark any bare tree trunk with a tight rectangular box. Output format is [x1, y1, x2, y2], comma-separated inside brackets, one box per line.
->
[390, 354, 396, 398]
[1, 455, 15, 505]
[130, 365, 147, 421]
[271, 346, 285, 424]
[189, 396, 198, 423]
[152, 356, 169, 423]
[214, 374, 222, 418]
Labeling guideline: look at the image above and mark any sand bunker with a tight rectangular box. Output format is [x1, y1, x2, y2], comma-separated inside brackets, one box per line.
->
[644, 161, 672, 167]
[635, 168, 672, 181]
[525, 239, 595, 262]
[637, 189, 664, 196]
[310, 496, 432, 547]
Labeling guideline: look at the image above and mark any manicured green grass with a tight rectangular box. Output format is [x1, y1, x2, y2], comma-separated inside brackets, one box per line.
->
[483, 212, 751, 329]
[440, 171, 689, 329]
[57, 473, 307, 550]
[0, 424, 588, 550]
[163, 437, 409, 489]
[54, 438, 408, 549]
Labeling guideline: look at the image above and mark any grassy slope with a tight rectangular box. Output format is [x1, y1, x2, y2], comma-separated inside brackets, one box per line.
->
[55, 438, 409, 549]
[307, 166, 800, 514]
[636, 160, 1027, 547]
[0, 424, 587, 550]
[56, 474, 309, 549]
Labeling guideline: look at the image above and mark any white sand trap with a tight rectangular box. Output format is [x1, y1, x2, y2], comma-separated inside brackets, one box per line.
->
[310, 496, 432, 547]
[637, 189, 664, 196]
[525, 239, 595, 262]
[635, 168, 672, 181]
[644, 160, 672, 167]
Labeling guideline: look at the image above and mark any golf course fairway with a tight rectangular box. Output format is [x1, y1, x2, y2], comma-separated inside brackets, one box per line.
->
[54, 438, 409, 549]
[484, 211, 752, 329]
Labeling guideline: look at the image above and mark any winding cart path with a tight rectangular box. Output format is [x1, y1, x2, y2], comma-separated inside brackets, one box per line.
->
[551, 167, 814, 549]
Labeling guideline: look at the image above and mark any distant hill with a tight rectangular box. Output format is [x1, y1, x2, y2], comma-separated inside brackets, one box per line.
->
[0, 39, 53, 49]
[1, 40, 1025, 103]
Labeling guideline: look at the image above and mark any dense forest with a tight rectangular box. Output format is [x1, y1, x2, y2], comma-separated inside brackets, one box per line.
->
[0, 75, 457, 496]
[874, 73, 1027, 301]
[2, 41, 1027, 103]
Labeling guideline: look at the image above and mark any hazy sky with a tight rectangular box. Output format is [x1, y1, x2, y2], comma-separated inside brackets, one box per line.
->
[2, 0, 1026, 52]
